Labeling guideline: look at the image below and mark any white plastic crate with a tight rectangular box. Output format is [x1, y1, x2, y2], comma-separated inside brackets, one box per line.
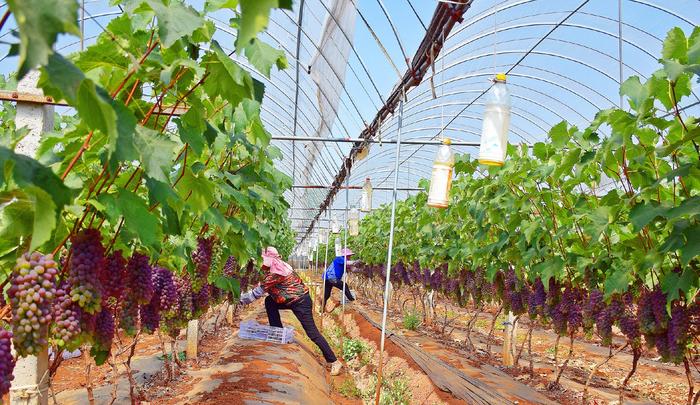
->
[239, 320, 295, 344]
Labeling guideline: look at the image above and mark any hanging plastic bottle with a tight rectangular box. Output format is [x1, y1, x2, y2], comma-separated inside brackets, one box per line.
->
[319, 227, 328, 244]
[427, 138, 455, 208]
[478, 73, 511, 166]
[331, 215, 340, 234]
[348, 207, 359, 236]
[360, 177, 373, 212]
[334, 237, 342, 256]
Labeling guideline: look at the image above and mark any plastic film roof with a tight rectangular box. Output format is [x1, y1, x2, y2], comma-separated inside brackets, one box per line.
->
[4, 0, 700, 245]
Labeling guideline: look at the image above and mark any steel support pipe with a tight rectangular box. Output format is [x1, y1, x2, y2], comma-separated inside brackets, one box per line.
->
[271, 135, 486, 147]
[292, 185, 423, 191]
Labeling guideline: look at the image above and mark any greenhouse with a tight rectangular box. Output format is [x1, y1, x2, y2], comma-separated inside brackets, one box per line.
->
[0, 0, 699, 403]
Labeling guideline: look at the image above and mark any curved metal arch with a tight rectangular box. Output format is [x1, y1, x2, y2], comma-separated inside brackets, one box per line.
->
[408, 72, 610, 124]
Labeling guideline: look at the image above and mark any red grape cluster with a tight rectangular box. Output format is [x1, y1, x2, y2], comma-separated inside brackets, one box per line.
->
[51, 282, 82, 349]
[139, 302, 159, 334]
[8, 252, 59, 356]
[119, 297, 140, 336]
[101, 251, 127, 305]
[0, 329, 15, 396]
[67, 229, 105, 314]
[528, 278, 546, 319]
[223, 256, 238, 278]
[94, 308, 115, 351]
[193, 283, 210, 317]
[175, 275, 194, 320]
[126, 253, 153, 305]
[191, 237, 214, 292]
[153, 267, 178, 316]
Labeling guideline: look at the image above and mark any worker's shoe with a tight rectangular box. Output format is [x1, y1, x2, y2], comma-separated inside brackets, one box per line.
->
[330, 360, 343, 376]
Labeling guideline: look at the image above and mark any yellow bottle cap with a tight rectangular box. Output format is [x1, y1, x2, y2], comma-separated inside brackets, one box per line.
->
[442, 138, 451, 145]
[495, 73, 506, 82]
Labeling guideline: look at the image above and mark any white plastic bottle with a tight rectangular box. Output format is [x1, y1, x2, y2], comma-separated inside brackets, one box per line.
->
[427, 138, 455, 208]
[478, 73, 511, 166]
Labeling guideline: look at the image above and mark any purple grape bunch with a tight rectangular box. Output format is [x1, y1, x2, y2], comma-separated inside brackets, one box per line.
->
[126, 253, 153, 305]
[528, 278, 546, 319]
[119, 297, 140, 336]
[101, 251, 127, 305]
[51, 282, 82, 349]
[193, 283, 210, 317]
[666, 303, 690, 364]
[152, 267, 179, 316]
[67, 229, 105, 314]
[94, 308, 115, 351]
[191, 237, 214, 292]
[8, 252, 59, 356]
[175, 275, 194, 320]
[0, 329, 15, 397]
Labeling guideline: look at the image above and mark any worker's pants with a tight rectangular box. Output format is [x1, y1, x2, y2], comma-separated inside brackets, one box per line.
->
[264, 293, 337, 363]
[323, 279, 355, 307]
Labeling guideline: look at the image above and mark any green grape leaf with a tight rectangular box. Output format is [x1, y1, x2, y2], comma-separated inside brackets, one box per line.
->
[7, 0, 80, 78]
[203, 41, 254, 104]
[99, 190, 161, 248]
[688, 27, 700, 65]
[661, 267, 696, 303]
[680, 223, 700, 265]
[604, 267, 630, 296]
[175, 168, 216, 213]
[237, 0, 293, 52]
[205, 0, 239, 12]
[548, 121, 571, 148]
[662, 27, 688, 63]
[0, 146, 72, 210]
[620, 76, 649, 112]
[628, 201, 669, 232]
[134, 126, 179, 183]
[144, 0, 205, 48]
[244, 39, 288, 78]
[25, 186, 56, 250]
[213, 275, 240, 298]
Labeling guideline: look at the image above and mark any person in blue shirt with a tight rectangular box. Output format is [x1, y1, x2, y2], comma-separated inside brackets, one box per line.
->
[322, 248, 357, 312]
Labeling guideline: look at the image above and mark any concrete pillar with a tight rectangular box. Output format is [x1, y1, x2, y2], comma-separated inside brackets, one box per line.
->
[14, 71, 54, 157]
[10, 71, 53, 405]
[186, 320, 199, 359]
[502, 311, 516, 367]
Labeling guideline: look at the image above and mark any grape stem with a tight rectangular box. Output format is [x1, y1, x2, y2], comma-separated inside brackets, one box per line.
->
[618, 348, 641, 404]
[582, 342, 628, 404]
[685, 357, 695, 405]
[553, 334, 574, 387]
[0, 10, 10, 34]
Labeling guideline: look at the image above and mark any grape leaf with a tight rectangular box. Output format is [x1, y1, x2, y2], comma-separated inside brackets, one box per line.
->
[688, 27, 700, 65]
[203, 42, 254, 104]
[205, 0, 239, 12]
[7, 0, 80, 78]
[25, 186, 56, 250]
[134, 126, 179, 183]
[0, 146, 72, 210]
[628, 201, 669, 232]
[237, 0, 293, 52]
[144, 0, 205, 48]
[244, 39, 288, 78]
[99, 190, 161, 248]
[213, 275, 240, 298]
[680, 223, 700, 265]
[662, 27, 688, 63]
[604, 267, 630, 296]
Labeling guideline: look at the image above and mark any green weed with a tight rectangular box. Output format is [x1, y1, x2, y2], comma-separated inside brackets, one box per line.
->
[402, 311, 421, 331]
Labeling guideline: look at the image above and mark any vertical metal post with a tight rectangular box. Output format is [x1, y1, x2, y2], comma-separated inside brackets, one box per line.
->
[374, 99, 404, 405]
[291, 0, 306, 209]
[320, 212, 330, 317]
[80, 0, 85, 51]
[618, 0, 623, 108]
[342, 162, 349, 311]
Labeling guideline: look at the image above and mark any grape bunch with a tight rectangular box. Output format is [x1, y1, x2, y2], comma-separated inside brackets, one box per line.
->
[119, 297, 140, 336]
[191, 237, 215, 292]
[666, 303, 689, 364]
[101, 251, 127, 305]
[152, 267, 179, 316]
[175, 275, 194, 320]
[51, 282, 82, 349]
[94, 308, 115, 351]
[67, 229, 105, 314]
[126, 253, 153, 305]
[193, 283, 210, 317]
[223, 256, 239, 278]
[583, 289, 603, 332]
[0, 329, 15, 396]
[528, 278, 546, 319]
[139, 302, 160, 334]
[8, 252, 59, 356]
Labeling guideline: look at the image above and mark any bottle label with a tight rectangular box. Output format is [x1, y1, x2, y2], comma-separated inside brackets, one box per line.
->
[428, 165, 453, 206]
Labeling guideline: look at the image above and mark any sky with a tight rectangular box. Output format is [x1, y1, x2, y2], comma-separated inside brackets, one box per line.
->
[0, 0, 699, 244]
